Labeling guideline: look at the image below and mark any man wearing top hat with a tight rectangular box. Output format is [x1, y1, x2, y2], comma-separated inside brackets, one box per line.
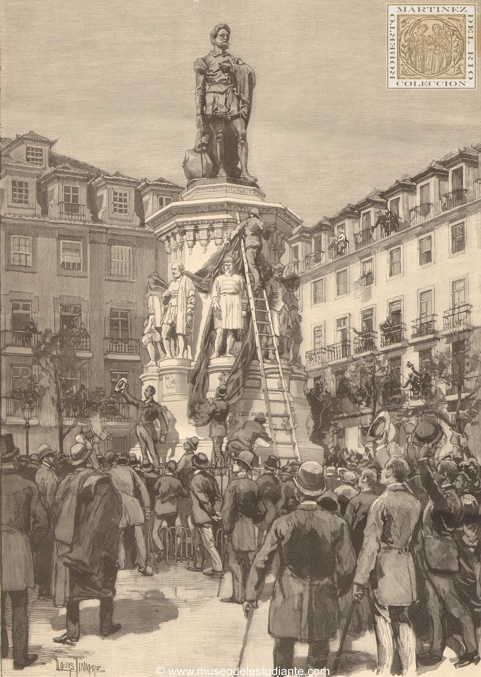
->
[115, 379, 169, 467]
[2, 433, 48, 670]
[221, 449, 265, 603]
[34, 443, 59, 598]
[188, 453, 223, 575]
[206, 385, 230, 467]
[352, 457, 422, 675]
[255, 455, 282, 546]
[52, 442, 122, 645]
[244, 461, 356, 672]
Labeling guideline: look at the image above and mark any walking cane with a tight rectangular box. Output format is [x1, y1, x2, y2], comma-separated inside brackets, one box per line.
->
[146, 518, 158, 574]
[236, 605, 256, 671]
[332, 598, 360, 674]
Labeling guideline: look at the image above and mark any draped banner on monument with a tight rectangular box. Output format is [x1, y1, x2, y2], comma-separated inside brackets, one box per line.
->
[186, 230, 270, 425]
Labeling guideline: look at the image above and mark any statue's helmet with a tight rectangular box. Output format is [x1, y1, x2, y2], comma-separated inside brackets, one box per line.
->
[210, 23, 231, 46]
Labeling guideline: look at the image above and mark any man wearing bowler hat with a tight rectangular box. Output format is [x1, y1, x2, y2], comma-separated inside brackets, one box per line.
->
[221, 449, 265, 603]
[244, 461, 356, 672]
[188, 453, 223, 576]
[2, 433, 48, 670]
[152, 460, 188, 560]
[34, 443, 59, 598]
[255, 454, 282, 546]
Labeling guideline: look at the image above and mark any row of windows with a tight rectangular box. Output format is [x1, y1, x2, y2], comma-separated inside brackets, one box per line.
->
[9, 236, 134, 277]
[311, 279, 467, 347]
[9, 364, 131, 399]
[9, 301, 133, 338]
[311, 222, 466, 303]
[8, 180, 173, 211]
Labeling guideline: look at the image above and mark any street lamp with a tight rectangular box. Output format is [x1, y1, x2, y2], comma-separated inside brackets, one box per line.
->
[22, 404, 34, 457]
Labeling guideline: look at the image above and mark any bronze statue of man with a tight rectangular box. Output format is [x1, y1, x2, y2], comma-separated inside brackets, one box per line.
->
[194, 23, 257, 184]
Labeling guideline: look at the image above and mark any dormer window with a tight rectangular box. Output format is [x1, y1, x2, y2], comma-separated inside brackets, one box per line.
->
[63, 185, 80, 215]
[159, 195, 172, 209]
[389, 197, 400, 216]
[26, 146, 43, 165]
[113, 190, 129, 214]
[361, 211, 371, 230]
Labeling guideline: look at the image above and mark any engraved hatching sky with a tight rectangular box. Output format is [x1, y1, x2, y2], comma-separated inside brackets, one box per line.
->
[2, 0, 480, 225]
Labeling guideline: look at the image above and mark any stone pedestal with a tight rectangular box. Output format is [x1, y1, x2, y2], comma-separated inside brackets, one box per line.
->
[141, 181, 322, 464]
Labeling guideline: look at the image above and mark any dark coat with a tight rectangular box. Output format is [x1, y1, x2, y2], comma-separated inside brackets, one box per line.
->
[35, 463, 58, 514]
[227, 421, 271, 452]
[208, 399, 229, 438]
[154, 473, 189, 517]
[277, 473, 299, 515]
[246, 502, 356, 642]
[256, 471, 281, 531]
[2, 469, 48, 591]
[344, 490, 378, 555]
[418, 458, 462, 573]
[190, 471, 221, 526]
[52, 468, 122, 607]
[222, 474, 266, 552]
[176, 451, 195, 490]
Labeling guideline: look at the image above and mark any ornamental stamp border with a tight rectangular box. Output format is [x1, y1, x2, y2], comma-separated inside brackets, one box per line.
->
[387, 5, 476, 89]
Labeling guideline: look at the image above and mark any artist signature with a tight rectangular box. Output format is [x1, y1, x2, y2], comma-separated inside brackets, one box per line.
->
[55, 657, 104, 676]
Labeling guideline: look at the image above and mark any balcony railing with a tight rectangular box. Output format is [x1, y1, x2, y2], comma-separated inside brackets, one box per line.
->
[327, 341, 351, 361]
[441, 189, 468, 212]
[101, 402, 135, 422]
[105, 337, 140, 355]
[411, 314, 437, 338]
[380, 324, 405, 347]
[2, 397, 38, 418]
[1, 330, 39, 350]
[410, 203, 433, 226]
[328, 239, 349, 260]
[305, 348, 328, 368]
[73, 335, 91, 351]
[354, 331, 377, 354]
[377, 210, 402, 238]
[58, 202, 88, 222]
[443, 304, 472, 332]
[305, 252, 324, 270]
[354, 229, 374, 250]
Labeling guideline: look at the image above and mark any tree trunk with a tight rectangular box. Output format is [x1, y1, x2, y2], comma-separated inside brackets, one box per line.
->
[54, 368, 64, 454]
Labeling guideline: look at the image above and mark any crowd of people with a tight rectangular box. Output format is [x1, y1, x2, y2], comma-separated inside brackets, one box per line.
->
[2, 417, 481, 674]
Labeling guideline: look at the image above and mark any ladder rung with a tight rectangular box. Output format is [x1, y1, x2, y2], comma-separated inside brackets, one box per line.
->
[253, 298, 267, 303]
[256, 320, 271, 325]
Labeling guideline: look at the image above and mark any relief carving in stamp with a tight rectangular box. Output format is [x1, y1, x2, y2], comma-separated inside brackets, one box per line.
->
[388, 5, 476, 88]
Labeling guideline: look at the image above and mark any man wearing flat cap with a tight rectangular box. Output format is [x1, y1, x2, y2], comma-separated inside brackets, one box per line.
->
[229, 207, 270, 289]
[188, 453, 223, 576]
[244, 461, 356, 672]
[221, 449, 265, 603]
[176, 437, 200, 528]
[2, 433, 48, 669]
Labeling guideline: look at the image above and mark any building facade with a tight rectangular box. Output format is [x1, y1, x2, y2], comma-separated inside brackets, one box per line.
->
[292, 143, 481, 454]
[1, 131, 183, 456]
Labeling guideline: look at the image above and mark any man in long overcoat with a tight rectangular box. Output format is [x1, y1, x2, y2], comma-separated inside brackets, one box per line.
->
[353, 457, 422, 675]
[244, 461, 356, 671]
[221, 449, 266, 604]
[52, 443, 122, 644]
[106, 452, 152, 576]
[152, 459, 188, 559]
[255, 454, 281, 546]
[2, 433, 48, 669]
[34, 443, 58, 598]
